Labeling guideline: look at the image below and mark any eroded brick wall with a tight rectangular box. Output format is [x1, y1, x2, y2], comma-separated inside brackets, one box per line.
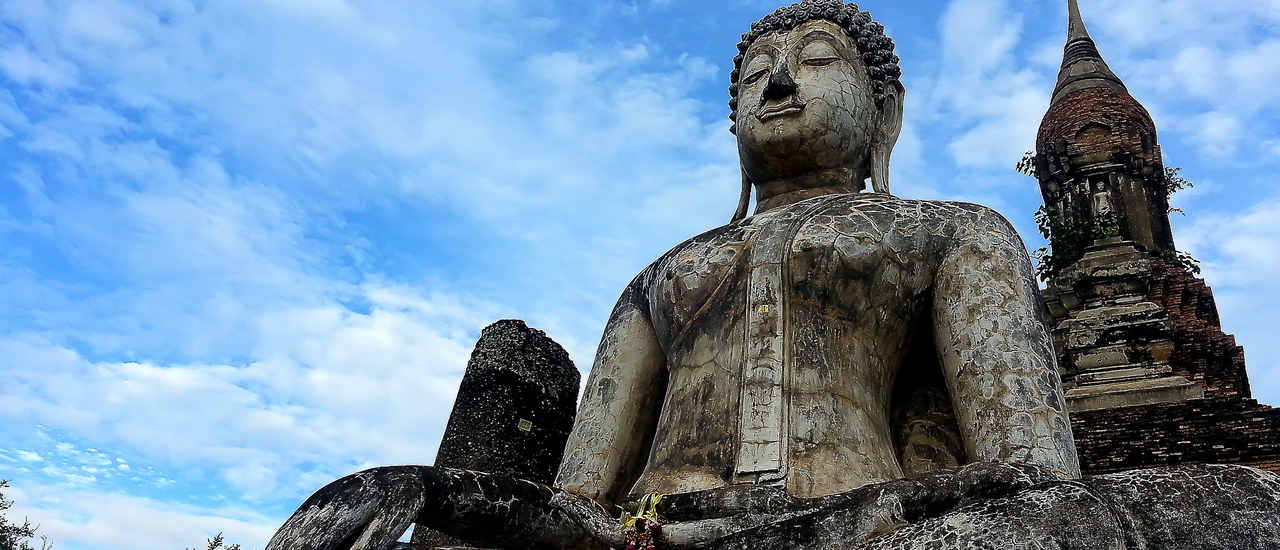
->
[1147, 261, 1250, 400]
[1071, 397, 1280, 476]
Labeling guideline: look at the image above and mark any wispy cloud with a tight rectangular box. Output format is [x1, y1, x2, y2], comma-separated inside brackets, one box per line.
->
[1, 1, 734, 546]
[1175, 194, 1280, 400]
[929, 0, 1049, 171]
[0, 283, 488, 496]
[3, 480, 277, 550]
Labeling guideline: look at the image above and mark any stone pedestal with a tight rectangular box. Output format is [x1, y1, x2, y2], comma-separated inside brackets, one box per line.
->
[1042, 239, 1202, 411]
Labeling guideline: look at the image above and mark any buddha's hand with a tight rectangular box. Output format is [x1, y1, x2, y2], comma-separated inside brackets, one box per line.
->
[843, 461, 1066, 541]
[692, 462, 1063, 550]
[899, 461, 1064, 516]
[264, 466, 430, 550]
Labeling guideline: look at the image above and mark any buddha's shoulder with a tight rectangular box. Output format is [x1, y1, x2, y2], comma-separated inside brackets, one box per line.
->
[811, 195, 1019, 234]
[839, 195, 1006, 217]
[628, 222, 752, 288]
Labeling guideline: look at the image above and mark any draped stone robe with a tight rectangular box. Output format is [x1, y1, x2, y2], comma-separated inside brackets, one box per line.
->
[555, 194, 1080, 507]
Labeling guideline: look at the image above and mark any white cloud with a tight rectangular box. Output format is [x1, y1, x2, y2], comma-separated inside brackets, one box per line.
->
[926, 0, 1052, 171]
[942, 81, 1045, 168]
[0, 44, 78, 88]
[3, 481, 278, 550]
[0, 284, 488, 495]
[1175, 195, 1280, 403]
[1181, 111, 1244, 158]
[1082, 0, 1280, 159]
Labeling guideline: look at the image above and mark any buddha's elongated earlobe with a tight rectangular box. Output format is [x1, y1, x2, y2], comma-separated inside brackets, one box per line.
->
[870, 79, 905, 195]
[869, 141, 892, 195]
[732, 167, 753, 222]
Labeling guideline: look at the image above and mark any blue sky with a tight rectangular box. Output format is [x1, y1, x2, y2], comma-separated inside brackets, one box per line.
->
[0, 0, 1276, 548]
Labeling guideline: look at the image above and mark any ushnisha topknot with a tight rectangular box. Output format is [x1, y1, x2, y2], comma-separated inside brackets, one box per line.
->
[728, 0, 901, 134]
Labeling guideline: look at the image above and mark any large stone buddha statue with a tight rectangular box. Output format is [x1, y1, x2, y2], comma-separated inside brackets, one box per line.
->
[265, 2, 1280, 549]
[554, 3, 1079, 504]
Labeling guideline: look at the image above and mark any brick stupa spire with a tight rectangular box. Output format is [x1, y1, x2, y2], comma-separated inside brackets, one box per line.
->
[1033, 1, 1280, 479]
[1034, 0, 1174, 255]
[1050, 0, 1128, 105]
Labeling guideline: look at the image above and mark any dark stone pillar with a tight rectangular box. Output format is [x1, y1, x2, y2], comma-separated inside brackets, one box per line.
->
[411, 319, 581, 548]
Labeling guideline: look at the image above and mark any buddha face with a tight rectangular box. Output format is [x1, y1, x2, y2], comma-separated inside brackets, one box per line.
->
[735, 19, 879, 186]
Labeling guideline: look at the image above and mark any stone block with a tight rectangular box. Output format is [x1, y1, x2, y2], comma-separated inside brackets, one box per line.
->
[1066, 376, 1202, 412]
[1073, 363, 1172, 384]
[1062, 316, 1173, 351]
[1070, 339, 1173, 370]
[431, 319, 580, 481]
[412, 319, 580, 548]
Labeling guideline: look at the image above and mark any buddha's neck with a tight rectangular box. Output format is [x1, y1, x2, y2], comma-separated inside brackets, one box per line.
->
[753, 167, 870, 214]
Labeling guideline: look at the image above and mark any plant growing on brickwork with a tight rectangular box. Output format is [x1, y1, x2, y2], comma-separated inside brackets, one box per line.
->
[1157, 166, 1200, 273]
[1163, 166, 1192, 216]
[1016, 151, 1039, 179]
[1158, 249, 1201, 275]
[1017, 152, 1200, 278]
[1030, 206, 1122, 281]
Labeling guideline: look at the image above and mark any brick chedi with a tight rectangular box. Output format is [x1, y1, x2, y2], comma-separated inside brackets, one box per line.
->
[1038, 0, 1199, 413]
[1035, 0, 1280, 476]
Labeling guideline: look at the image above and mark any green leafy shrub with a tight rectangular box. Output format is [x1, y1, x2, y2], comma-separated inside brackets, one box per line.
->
[1030, 206, 1122, 281]
[186, 532, 242, 550]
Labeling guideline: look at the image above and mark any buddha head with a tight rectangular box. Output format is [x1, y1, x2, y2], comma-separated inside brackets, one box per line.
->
[729, 0, 904, 219]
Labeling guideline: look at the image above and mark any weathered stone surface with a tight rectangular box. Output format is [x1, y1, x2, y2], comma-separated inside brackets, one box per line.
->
[674, 462, 1068, 549]
[665, 463, 1280, 550]
[1065, 376, 1201, 412]
[269, 462, 1280, 550]
[851, 464, 1280, 549]
[1087, 464, 1280, 548]
[1042, 240, 1202, 411]
[432, 319, 579, 484]
[412, 319, 580, 547]
[556, 9, 1076, 506]
[849, 481, 1126, 549]
[266, 467, 583, 550]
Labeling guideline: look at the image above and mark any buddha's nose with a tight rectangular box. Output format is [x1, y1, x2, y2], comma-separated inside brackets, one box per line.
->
[762, 63, 797, 101]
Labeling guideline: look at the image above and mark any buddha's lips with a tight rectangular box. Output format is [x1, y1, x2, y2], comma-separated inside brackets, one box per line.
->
[757, 101, 805, 121]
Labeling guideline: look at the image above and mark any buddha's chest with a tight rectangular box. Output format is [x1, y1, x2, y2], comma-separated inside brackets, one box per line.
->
[647, 200, 938, 347]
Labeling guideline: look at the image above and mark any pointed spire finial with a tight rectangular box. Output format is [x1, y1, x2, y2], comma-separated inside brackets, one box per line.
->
[1067, 0, 1089, 41]
[1050, 0, 1128, 105]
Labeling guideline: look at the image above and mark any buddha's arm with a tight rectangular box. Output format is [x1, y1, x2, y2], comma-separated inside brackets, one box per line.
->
[930, 210, 1081, 479]
[555, 280, 667, 507]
